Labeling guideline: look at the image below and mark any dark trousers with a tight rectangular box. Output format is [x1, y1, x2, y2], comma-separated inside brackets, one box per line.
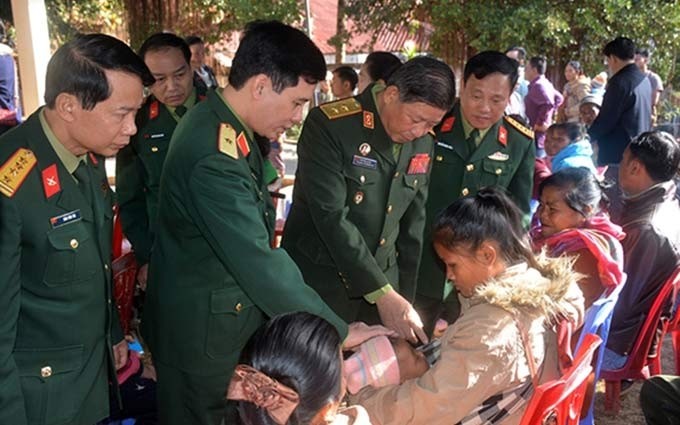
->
[640, 375, 680, 425]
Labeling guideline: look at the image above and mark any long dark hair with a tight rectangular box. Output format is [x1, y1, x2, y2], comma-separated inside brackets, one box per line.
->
[237, 312, 343, 425]
[433, 187, 540, 270]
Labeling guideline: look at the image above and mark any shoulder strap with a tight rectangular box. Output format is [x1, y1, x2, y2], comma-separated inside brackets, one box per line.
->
[513, 315, 540, 389]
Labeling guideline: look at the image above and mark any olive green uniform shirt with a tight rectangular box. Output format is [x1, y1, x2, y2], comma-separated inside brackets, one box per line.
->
[282, 85, 433, 322]
[142, 89, 347, 381]
[115, 87, 205, 264]
[416, 103, 535, 301]
[0, 111, 122, 425]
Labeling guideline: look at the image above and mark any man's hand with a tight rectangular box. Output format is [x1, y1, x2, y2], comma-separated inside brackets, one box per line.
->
[376, 290, 428, 344]
[343, 322, 396, 351]
[137, 263, 149, 291]
[113, 339, 128, 371]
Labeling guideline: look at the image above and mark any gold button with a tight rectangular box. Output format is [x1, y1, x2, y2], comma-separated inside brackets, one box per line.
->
[436, 155, 443, 162]
[496, 168, 502, 175]
[387, 205, 393, 214]
[379, 238, 386, 246]
[360, 175, 366, 184]
[40, 366, 52, 378]
[394, 171, 400, 178]
[70, 239, 79, 249]
[461, 188, 469, 196]
[235, 303, 243, 312]
[466, 164, 474, 172]
[151, 146, 159, 153]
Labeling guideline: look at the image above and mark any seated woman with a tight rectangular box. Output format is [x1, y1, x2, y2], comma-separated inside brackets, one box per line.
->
[227, 312, 374, 425]
[532, 168, 625, 308]
[353, 188, 584, 424]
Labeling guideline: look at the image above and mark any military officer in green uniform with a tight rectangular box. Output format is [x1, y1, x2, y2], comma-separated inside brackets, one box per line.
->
[415, 51, 536, 335]
[143, 21, 383, 425]
[116, 33, 206, 288]
[282, 57, 455, 342]
[0, 34, 152, 425]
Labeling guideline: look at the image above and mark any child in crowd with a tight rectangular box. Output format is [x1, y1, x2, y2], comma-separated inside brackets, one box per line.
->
[227, 312, 373, 425]
[353, 188, 584, 424]
[532, 168, 625, 308]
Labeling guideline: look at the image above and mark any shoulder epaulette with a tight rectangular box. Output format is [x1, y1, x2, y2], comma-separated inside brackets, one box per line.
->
[0, 148, 37, 197]
[319, 98, 362, 120]
[504, 115, 534, 139]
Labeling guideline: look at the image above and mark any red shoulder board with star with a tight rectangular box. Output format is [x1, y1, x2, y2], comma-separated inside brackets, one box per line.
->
[149, 100, 160, 120]
[440, 116, 455, 133]
[0, 148, 37, 198]
[42, 164, 61, 199]
[498, 126, 508, 147]
[236, 132, 250, 157]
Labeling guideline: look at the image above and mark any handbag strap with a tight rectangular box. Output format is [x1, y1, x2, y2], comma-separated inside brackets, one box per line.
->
[513, 315, 540, 389]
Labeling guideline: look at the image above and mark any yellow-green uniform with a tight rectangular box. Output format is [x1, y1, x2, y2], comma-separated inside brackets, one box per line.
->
[115, 86, 206, 264]
[0, 111, 122, 425]
[415, 103, 535, 332]
[142, 89, 348, 425]
[281, 85, 433, 323]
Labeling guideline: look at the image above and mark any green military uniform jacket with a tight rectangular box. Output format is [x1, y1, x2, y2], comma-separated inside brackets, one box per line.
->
[142, 89, 348, 378]
[0, 111, 122, 425]
[416, 103, 535, 300]
[281, 86, 433, 322]
[115, 87, 206, 265]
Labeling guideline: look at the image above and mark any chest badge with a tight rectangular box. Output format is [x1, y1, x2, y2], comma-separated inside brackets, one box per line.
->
[50, 209, 82, 229]
[353, 191, 364, 204]
[407, 153, 431, 174]
[359, 143, 371, 156]
[352, 155, 378, 170]
[487, 151, 509, 161]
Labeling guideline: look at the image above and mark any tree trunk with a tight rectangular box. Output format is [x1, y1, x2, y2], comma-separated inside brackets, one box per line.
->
[335, 0, 346, 65]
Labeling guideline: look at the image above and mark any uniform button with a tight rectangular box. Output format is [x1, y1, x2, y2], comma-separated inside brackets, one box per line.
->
[151, 146, 159, 153]
[107, 298, 112, 305]
[70, 239, 79, 249]
[235, 303, 243, 312]
[379, 238, 386, 246]
[413, 179, 418, 186]
[264, 211, 269, 217]
[104, 263, 109, 270]
[495, 168, 502, 175]
[387, 205, 393, 214]
[40, 366, 52, 378]
[461, 188, 469, 196]
[436, 155, 443, 162]
[360, 175, 366, 184]
[466, 164, 474, 172]
[393, 171, 400, 178]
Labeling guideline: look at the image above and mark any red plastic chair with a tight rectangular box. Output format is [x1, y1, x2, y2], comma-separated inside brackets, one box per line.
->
[112, 252, 138, 335]
[520, 333, 602, 425]
[112, 204, 124, 259]
[600, 267, 680, 413]
[652, 268, 680, 375]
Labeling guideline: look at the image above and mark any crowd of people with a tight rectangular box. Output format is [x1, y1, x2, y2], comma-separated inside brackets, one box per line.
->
[0, 19, 679, 425]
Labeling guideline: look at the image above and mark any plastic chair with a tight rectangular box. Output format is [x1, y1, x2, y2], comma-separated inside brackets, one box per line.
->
[112, 204, 124, 259]
[600, 267, 680, 413]
[575, 281, 625, 425]
[651, 269, 680, 375]
[520, 333, 602, 425]
[112, 252, 138, 335]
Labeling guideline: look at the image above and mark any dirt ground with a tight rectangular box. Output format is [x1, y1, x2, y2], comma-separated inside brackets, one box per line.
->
[592, 333, 676, 424]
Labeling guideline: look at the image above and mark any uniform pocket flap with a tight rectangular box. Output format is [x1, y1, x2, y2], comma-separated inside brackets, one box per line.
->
[343, 170, 376, 186]
[210, 287, 254, 314]
[46, 223, 92, 251]
[482, 159, 509, 175]
[14, 345, 83, 377]
[403, 174, 422, 189]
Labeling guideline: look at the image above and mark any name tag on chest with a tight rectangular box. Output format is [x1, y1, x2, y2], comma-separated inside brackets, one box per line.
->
[352, 155, 378, 170]
[50, 209, 82, 229]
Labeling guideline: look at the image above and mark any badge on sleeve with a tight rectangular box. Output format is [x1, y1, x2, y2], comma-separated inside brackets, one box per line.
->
[363, 111, 374, 129]
[407, 153, 431, 174]
[498, 126, 508, 147]
[440, 116, 455, 133]
[217, 123, 238, 159]
[42, 164, 61, 199]
[236, 131, 250, 157]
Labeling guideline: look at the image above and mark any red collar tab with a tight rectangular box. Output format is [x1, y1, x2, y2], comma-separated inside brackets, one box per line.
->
[42, 164, 61, 199]
[440, 116, 455, 133]
[149, 100, 160, 120]
[498, 126, 508, 147]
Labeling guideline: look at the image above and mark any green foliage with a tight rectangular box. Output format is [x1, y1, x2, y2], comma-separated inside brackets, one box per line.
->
[45, 0, 126, 48]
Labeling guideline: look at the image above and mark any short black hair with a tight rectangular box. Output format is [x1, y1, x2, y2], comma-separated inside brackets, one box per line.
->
[603, 37, 636, 61]
[386, 56, 456, 111]
[139, 32, 192, 65]
[547, 122, 586, 144]
[505, 46, 526, 61]
[463, 51, 519, 94]
[237, 313, 342, 425]
[333, 65, 358, 90]
[539, 167, 606, 217]
[364, 51, 402, 83]
[566, 60, 583, 74]
[528, 56, 547, 75]
[636, 48, 651, 59]
[184, 35, 204, 47]
[628, 131, 680, 182]
[44, 33, 154, 110]
[229, 20, 326, 93]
